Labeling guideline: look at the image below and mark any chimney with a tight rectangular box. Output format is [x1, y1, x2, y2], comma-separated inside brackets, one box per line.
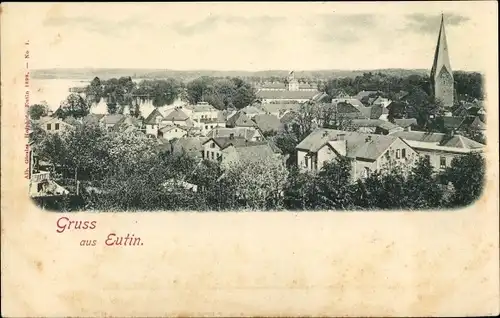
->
[229, 133, 234, 140]
[337, 133, 345, 141]
[322, 130, 328, 137]
[365, 135, 372, 143]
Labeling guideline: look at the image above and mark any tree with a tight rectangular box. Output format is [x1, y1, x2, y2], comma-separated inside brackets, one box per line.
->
[85, 76, 103, 105]
[405, 88, 444, 129]
[315, 157, 356, 209]
[405, 156, 444, 209]
[442, 152, 485, 207]
[57, 94, 90, 119]
[282, 167, 318, 210]
[29, 104, 49, 120]
[223, 155, 289, 210]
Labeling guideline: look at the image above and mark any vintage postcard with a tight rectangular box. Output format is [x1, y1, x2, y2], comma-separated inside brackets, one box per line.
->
[1, 1, 499, 317]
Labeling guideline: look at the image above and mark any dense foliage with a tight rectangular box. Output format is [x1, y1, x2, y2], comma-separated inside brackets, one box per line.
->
[32, 121, 485, 212]
[81, 75, 257, 113]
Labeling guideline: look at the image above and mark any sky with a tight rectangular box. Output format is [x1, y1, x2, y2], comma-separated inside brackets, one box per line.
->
[13, 2, 497, 72]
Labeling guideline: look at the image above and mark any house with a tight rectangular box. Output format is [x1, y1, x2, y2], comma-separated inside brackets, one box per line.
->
[391, 131, 484, 171]
[459, 116, 486, 132]
[171, 137, 207, 158]
[163, 108, 193, 127]
[82, 113, 105, 126]
[239, 105, 266, 118]
[332, 101, 372, 119]
[144, 108, 164, 137]
[296, 129, 418, 180]
[197, 117, 227, 136]
[201, 136, 282, 167]
[100, 114, 125, 132]
[158, 125, 188, 140]
[206, 127, 264, 142]
[112, 116, 143, 133]
[351, 119, 403, 135]
[38, 116, 75, 134]
[226, 111, 257, 128]
[190, 102, 219, 121]
[394, 118, 418, 131]
[370, 104, 390, 121]
[252, 114, 284, 134]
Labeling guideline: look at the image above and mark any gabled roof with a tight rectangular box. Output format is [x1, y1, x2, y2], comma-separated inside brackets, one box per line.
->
[228, 143, 279, 163]
[256, 90, 320, 100]
[144, 108, 163, 124]
[159, 125, 188, 133]
[240, 105, 265, 115]
[112, 116, 142, 132]
[206, 127, 260, 140]
[101, 114, 125, 126]
[296, 129, 400, 161]
[82, 114, 105, 125]
[164, 109, 189, 121]
[391, 131, 484, 149]
[172, 137, 206, 156]
[460, 116, 486, 130]
[192, 102, 217, 112]
[252, 114, 284, 133]
[226, 111, 256, 127]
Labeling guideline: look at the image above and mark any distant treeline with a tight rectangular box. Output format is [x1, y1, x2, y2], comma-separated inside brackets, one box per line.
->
[320, 71, 484, 101]
[32, 68, 431, 81]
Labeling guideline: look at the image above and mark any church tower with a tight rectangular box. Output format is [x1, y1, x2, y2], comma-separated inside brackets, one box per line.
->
[430, 14, 454, 108]
[286, 70, 299, 91]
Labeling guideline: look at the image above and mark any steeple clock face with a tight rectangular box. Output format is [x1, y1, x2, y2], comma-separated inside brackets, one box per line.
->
[438, 67, 452, 86]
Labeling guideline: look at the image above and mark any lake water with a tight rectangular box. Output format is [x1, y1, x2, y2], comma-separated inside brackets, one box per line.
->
[30, 78, 180, 116]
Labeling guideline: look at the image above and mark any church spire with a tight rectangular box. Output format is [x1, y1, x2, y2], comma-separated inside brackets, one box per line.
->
[430, 14, 454, 108]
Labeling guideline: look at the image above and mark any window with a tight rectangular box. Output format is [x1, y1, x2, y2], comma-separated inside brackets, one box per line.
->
[402, 148, 406, 158]
[205, 125, 208, 130]
[440, 156, 447, 169]
[305, 156, 309, 168]
[202, 151, 205, 159]
[425, 155, 430, 162]
[55, 123, 60, 130]
[211, 152, 214, 160]
[210, 142, 216, 149]
[175, 129, 177, 132]
[46, 123, 51, 130]
[396, 149, 401, 159]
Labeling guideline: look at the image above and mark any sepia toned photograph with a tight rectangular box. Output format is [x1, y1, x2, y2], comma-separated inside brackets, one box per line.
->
[26, 4, 487, 212]
[2, 2, 498, 317]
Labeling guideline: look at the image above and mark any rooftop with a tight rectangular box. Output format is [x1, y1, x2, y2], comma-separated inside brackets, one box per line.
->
[391, 131, 484, 149]
[296, 128, 400, 161]
[256, 90, 321, 100]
